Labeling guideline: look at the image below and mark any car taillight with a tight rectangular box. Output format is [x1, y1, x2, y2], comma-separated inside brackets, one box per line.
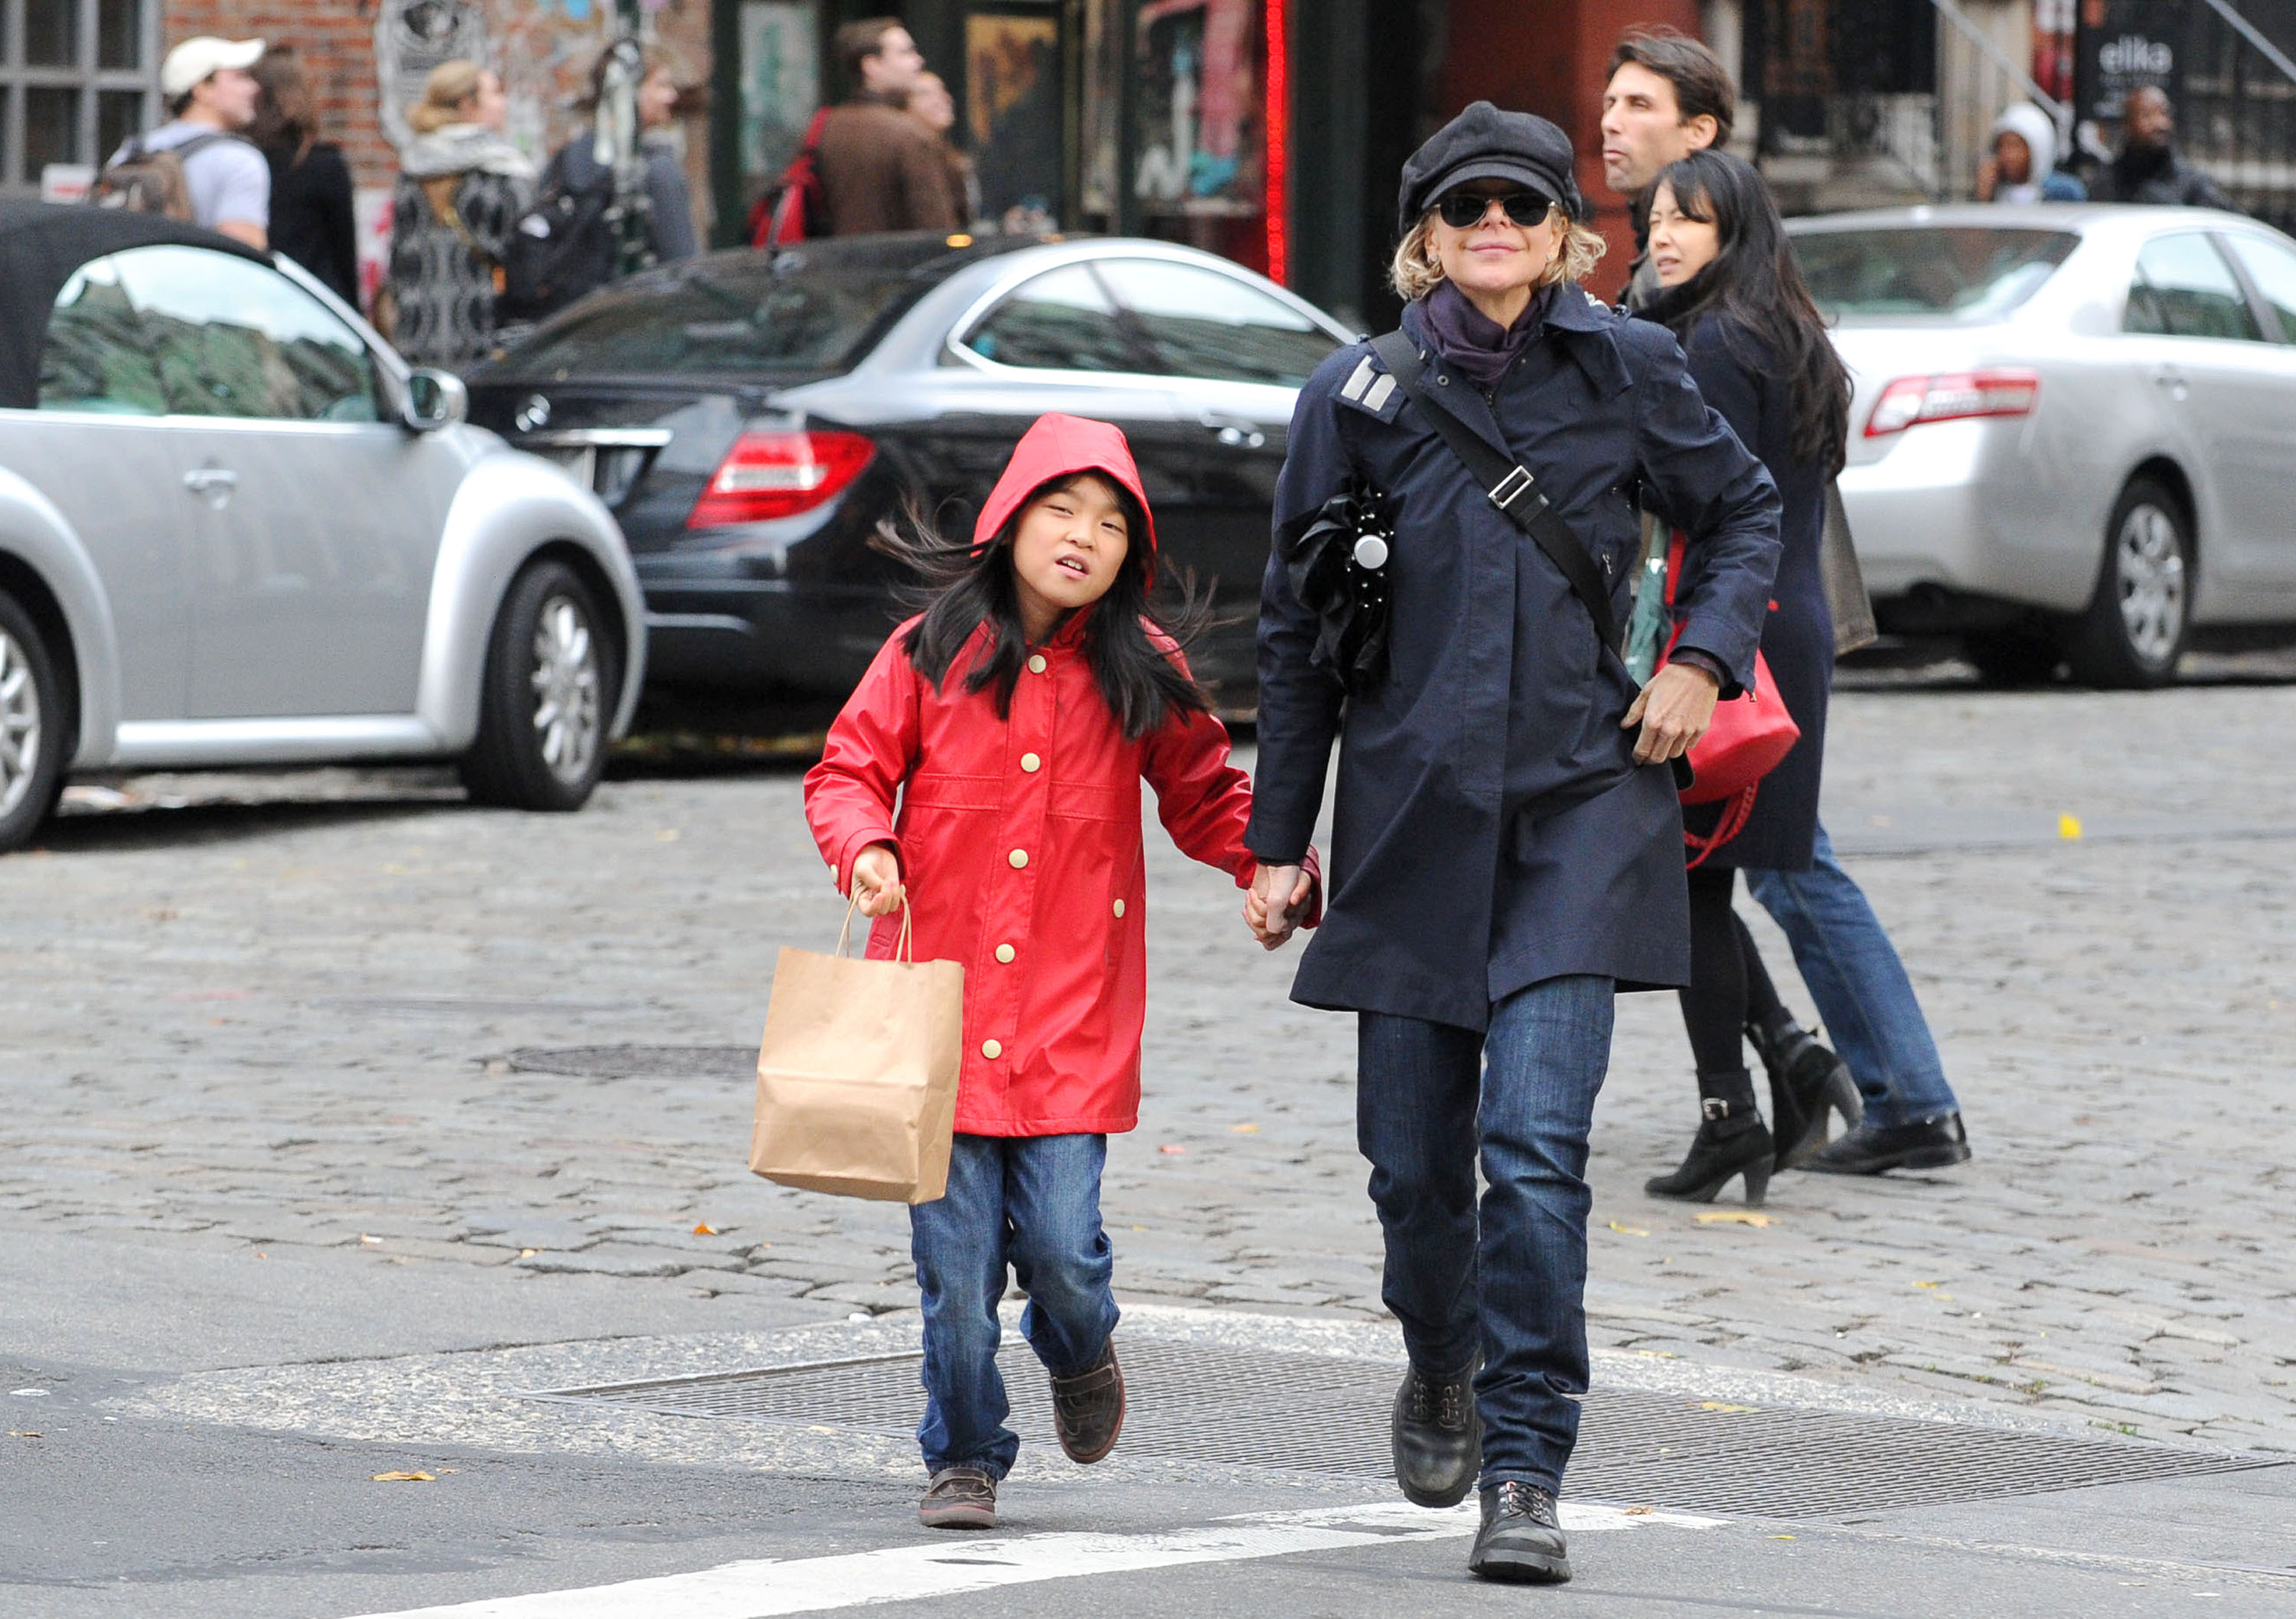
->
[687, 428, 875, 527]
[1864, 369, 2040, 438]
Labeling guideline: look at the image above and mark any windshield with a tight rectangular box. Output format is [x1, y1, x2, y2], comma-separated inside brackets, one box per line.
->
[1792, 227, 2079, 320]
[502, 263, 928, 377]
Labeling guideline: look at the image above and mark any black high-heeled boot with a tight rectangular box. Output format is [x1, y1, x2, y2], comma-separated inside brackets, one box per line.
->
[1746, 1015, 1863, 1170]
[1645, 1070, 1773, 1205]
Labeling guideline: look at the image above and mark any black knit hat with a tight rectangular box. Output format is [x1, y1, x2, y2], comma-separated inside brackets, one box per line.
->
[1397, 101, 1583, 235]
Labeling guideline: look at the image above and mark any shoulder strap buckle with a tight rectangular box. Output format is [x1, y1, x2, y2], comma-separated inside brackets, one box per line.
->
[1487, 465, 1541, 515]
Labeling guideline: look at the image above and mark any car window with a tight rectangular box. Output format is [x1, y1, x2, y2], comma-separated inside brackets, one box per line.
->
[106, 244, 383, 420]
[506, 261, 929, 377]
[2220, 233, 2296, 341]
[1093, 259, 1339, 386]
[963, 265, 1148, 373]
[2130, 234, 2264, 341]
[1792, 227, 2077, 320]
[39, 256, 168, 415]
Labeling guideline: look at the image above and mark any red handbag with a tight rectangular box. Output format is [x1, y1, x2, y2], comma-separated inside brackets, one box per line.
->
[1660, 534, 1799, 865]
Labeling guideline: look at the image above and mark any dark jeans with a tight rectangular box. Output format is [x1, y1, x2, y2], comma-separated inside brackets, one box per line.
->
[1358, 974, 1616, 1495]
[908, 1131, 1118, 1479]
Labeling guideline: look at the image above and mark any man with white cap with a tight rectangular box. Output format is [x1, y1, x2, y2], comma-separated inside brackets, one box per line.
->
[106, 36, 270, 247]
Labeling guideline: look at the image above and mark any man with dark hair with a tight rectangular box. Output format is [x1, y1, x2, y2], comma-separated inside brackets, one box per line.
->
[817, 17, 961, 234]
[1600, 28, 1733, 308]
[2098, 86, 2230, 209]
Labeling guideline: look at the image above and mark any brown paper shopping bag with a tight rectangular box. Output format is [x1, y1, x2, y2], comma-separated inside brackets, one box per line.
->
[750, 899, 964, 1203]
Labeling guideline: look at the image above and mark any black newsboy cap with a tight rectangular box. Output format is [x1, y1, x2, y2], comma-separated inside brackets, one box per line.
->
[1397, 100, 1583, 235]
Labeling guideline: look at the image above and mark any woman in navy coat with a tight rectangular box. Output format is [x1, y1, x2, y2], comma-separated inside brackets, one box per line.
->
[1632, 152, 1859, 1206]
[1241, 105, 1780, 1584]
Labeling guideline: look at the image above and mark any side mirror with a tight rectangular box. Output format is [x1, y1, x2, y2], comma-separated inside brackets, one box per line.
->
[402, 367, 469, 432]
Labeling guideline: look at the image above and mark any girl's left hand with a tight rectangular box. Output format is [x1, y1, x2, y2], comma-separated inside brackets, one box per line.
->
[1244, 863, 1314, 950]
[1623, 662, 1721, 764]
[849, 843, 907, 918]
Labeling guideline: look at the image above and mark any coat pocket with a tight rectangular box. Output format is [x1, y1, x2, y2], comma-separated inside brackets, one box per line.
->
[904, 772, 1003, 811]
[1047, 782, 1135, 824]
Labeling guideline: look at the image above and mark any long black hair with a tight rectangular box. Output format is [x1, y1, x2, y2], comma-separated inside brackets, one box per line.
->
[870, 473, 1212, 740]
[1642, 149, 1851, 478]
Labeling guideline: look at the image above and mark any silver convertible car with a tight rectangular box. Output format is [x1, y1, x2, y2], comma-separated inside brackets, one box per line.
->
[0, 204, 646, 853]
[1791, 204, 2296, 686]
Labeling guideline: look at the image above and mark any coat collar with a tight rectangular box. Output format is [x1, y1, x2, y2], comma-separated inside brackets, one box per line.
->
[1401, 282, 1630, 403]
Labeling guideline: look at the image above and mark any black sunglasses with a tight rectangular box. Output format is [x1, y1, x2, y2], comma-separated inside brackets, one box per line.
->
[1435, 189, 1554, 228]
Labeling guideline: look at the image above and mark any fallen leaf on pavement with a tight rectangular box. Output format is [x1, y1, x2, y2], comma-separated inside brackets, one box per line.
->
[8, 1431, 40, 1439]
[370, 1472, 434, 1483]
[1623, 1506, 1651, 1515]
[1231, 1124, 1259, 1134]
[1158, 1144, 1186, 1154]
[358, 1235, 383, 1246]
[1691, 1210, 1773, 1226]
[693, 1222, 719, 1235]
[1699, 1402, 1758, 1414]
[1607, 1221, 1649, 1235]
[518, 1249, 540, 1258]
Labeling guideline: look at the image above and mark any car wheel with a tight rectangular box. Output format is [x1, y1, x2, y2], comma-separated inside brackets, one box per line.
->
[1961, 628, 2062, 687]
[0, 590, 67, 855]
[461, 559, 617, 811]
[2065, 478, 2190, 689]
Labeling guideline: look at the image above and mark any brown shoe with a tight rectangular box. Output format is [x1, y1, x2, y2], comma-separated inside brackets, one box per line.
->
[918, 1466, 997, 1529]
[1050, 1339, 1125, 1464]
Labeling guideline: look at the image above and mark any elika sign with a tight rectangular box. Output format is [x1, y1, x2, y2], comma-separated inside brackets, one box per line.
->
[2075, 0, 2185, 126]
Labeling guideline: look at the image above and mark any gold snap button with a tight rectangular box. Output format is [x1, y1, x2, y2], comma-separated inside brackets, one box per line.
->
[1112, 899, 1126, 918]
[1027, 654, 1047, 674]
[1009, 849, 1029, 869]
[995, 944, 1015, 964]
[980, 1039, 1002, 1059]
[1020, 752, 1041, 772]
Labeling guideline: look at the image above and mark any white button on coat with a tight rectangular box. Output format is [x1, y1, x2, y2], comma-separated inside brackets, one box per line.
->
[1112, 899, 1126, 917]
[995, 944, 1016, 963]
[1027, 654, 1047, 674]
[981, 1039, 1002, 1059]
[1009, 849, 1029, 869]
[1020, 752, 1041, 772]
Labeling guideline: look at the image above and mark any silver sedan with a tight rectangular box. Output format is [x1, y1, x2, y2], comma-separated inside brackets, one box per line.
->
[1790, 203, 2296, 685]
[0, 204, 647, 852]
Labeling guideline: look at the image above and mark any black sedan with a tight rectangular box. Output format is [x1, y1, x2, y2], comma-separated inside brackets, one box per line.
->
[467, 233, 1355, 721]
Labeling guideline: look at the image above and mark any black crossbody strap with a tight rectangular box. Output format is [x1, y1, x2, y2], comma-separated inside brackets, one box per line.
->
[1369, 329, 1619, 657]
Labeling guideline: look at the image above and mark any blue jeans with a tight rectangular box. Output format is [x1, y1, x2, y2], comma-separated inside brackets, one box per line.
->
[908, 1131, 1119, 1479]
[1358, 974, 1616, 1496]
[1743, 821, 1960, 1128]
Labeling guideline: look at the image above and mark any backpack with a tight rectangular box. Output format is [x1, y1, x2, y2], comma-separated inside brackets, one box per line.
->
[499, 144, 618, 323]
[749, 108, 833, 249]
[88, 132, 230, 218]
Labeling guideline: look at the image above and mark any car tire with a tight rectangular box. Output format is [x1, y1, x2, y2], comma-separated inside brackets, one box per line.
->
[1962, 628, 2062, 687]
[461, 558, 618, 812]
[0, 589, 67, 855]
[2064, 478, 2190, 690]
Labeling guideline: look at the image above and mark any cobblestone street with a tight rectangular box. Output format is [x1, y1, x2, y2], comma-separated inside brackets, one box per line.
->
[7, 661, 2293, 1470]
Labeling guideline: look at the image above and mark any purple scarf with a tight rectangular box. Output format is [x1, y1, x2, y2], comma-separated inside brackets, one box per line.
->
[1423, 279, 1555, 389]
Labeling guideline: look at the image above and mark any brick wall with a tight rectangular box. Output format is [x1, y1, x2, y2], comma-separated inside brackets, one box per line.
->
[156, 0, 714, 207]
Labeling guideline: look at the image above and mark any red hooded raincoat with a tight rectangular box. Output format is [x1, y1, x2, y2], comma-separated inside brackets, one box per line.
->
[802, 415, 1311, 1137]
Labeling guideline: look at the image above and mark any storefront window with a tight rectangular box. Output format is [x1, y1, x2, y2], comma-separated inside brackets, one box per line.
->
[1129, 0, 1273, 275]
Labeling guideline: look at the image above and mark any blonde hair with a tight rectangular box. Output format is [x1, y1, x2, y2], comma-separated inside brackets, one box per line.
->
[407, 58, 487, 134]
[1389, 204, 1607, 302]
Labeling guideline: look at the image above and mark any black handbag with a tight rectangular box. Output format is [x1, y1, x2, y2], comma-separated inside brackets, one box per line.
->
[1280, 476, 1397, 693]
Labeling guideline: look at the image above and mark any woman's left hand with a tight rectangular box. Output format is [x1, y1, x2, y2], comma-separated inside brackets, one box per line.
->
[1623, 662, 1721, 764]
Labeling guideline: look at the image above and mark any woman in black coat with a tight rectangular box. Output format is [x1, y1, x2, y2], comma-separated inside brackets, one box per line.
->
[1244, 104, 1780, 1583]
[1634, 150, 1860, 1204]
[249, 50, 360, 305]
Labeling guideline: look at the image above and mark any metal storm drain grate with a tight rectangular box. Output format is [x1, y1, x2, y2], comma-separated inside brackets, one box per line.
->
[508, 1045, 755, 1080]
[527, 1339, 2275, 1519]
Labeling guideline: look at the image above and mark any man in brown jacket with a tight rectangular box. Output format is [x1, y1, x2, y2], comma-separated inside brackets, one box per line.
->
[817, 18, 961, 235]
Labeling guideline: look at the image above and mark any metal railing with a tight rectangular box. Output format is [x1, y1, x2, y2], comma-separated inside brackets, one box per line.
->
[2174, 0, 2296, 233]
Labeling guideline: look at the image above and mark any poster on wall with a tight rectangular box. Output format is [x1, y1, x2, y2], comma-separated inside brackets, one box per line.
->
[2073, 0, 2184, 127]
[967, 11, 1062, 229]
[1132, 0, 1261, 216]
[374, 0, 490, 150]
[741, 0, 820, 201]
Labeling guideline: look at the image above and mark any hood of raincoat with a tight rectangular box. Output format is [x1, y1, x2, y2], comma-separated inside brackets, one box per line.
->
[1990, 103, 2058, 198]
[970, 413, 1157, 563]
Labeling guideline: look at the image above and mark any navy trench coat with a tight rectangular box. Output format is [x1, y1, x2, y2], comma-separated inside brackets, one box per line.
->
[1676, 315, 1832, 873]
[1246, 288, 1782, 1033]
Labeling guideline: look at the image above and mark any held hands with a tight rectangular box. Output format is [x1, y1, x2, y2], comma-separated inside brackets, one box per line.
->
[848, 843, 907, 918]
[1244, 863, 1315, 951]
[1623, 661, 1722, 765]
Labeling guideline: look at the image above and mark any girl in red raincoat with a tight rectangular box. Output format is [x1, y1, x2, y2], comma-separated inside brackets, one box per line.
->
[802, 413, 1318, 1532]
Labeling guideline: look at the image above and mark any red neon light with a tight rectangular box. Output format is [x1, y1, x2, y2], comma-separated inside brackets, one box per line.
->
[1264, 0, 1288, 286]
